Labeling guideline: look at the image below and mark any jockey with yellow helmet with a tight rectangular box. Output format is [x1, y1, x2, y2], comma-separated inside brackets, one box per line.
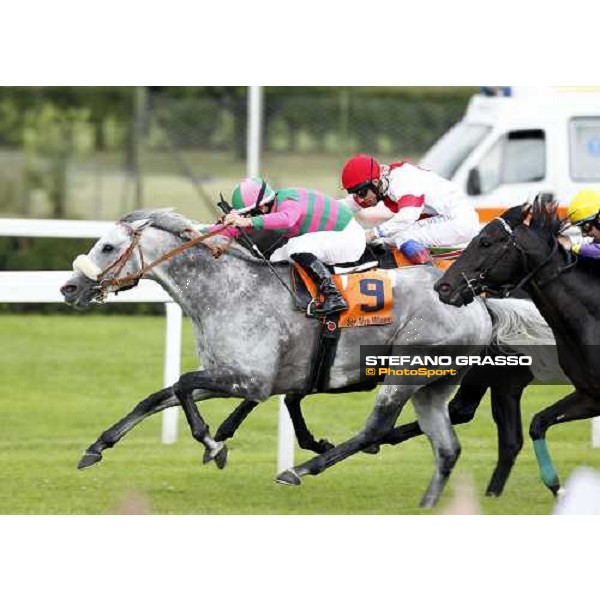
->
[567, 189, 600, 257]
[219, 177, 366, 316]
[339, 153, 480, 263]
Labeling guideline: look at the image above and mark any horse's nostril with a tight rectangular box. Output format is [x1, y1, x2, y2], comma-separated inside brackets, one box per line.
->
[61, 284, 77, 296]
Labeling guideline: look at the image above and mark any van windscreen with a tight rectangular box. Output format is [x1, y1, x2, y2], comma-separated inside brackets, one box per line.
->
[420, 123, 491, 179]
[570, 117, 600, 181]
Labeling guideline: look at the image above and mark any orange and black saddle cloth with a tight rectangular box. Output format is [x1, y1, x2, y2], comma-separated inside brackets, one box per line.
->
[291, 245, 461, 328]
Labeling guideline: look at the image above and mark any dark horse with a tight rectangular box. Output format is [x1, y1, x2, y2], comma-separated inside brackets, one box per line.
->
[435, 195, 597, 495]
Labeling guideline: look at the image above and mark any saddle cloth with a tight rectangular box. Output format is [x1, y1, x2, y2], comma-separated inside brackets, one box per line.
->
[293, 267, 394, 328]
[291, 245, 462, 328]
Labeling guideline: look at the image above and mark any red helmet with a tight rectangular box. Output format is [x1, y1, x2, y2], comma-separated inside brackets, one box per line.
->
[341, 154, 381, 192]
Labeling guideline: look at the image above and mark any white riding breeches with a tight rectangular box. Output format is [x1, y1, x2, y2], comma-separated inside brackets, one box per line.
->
[269, 219, 366, 265]
[386, 208, 480, 249]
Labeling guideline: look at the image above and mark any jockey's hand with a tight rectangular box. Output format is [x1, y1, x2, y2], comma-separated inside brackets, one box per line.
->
[223, 213, 253, 228]
[181, 226, 201, 240]
[558, 235, 572, 251]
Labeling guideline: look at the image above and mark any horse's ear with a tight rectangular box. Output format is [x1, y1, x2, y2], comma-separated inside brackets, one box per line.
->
[532, 192, 557, 215]
[522, 202, 532, 226]
[131, 218, 152, 232]
[542, 194, 558, 218]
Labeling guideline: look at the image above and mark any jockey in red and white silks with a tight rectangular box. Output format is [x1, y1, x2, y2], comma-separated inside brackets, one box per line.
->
[340, 154, 480, 254]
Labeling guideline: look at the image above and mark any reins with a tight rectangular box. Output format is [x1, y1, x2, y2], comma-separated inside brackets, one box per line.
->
[96, 224, 229, 295]
[94, 220, 303, 310]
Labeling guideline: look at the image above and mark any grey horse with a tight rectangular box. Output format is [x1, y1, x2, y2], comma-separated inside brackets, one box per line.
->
[60, 209, 550, 507]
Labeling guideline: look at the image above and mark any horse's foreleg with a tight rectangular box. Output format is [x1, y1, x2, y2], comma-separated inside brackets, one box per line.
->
[284, 393, 334, 454]
[214, 399, 260, 443]
[412, 385, 462, 509]
[173, 369, 269, 469]
[485, 367, 530, 497]
[276, 385, 414, 485]
[529, 389, 600, 495]
[215, 393, 334, 455]
[78, 386, 180, 469]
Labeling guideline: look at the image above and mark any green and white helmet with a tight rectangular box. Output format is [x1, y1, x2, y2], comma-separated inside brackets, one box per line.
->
[231, 177, 276, 214]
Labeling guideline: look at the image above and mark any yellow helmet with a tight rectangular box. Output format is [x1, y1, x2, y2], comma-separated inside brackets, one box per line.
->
[567, 189, 600, 225]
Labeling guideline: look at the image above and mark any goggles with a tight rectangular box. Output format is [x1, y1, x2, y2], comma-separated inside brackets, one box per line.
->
[574, 212, 600, 234]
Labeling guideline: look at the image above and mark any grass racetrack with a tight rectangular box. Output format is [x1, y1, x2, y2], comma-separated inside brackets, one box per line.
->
[0, 313, 597, 515]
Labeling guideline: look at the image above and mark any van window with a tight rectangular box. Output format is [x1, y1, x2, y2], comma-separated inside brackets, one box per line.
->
[570, 117, 600, 181]
[475, 129, 546, 194]
[420, 123, 491, 179]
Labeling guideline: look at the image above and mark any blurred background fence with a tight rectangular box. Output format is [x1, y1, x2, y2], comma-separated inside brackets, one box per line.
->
[0, 86, 474, 278]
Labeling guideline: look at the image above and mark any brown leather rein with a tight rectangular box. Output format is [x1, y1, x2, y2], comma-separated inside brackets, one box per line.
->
[95, 223, 229, 298]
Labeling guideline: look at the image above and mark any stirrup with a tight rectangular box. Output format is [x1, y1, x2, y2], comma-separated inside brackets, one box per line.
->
[307, 296, 347, 317]
[307, 298, 323, 318]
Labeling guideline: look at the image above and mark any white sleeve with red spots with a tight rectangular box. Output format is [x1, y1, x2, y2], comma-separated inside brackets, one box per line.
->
[376, 163, 465, 239]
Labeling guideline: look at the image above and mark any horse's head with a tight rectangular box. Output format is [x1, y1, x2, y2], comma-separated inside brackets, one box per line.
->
[435, 194, 562, 306]
[60, 208, 197, 310]
[60, 218, 152, 309]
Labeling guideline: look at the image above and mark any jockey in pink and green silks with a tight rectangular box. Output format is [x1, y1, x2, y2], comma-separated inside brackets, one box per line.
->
[214, 177, 366, 317]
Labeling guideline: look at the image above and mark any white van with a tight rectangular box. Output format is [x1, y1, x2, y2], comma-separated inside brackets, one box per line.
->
[420, 86, 600, 221]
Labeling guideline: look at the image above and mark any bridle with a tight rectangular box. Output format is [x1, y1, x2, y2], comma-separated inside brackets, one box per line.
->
[77, 222, 228, 302]
[458, 217, 576, 300]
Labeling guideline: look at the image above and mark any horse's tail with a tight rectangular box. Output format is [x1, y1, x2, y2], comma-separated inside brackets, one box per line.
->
[484, 297, 554, 346]
[484, 297, 563, 382]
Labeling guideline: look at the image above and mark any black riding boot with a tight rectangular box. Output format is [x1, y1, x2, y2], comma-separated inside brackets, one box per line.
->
[291, 252, 348, 316]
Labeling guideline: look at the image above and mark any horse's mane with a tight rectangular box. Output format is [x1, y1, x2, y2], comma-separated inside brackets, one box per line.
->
[503, 196, 600, 282]
[120, 208, 289, 267]
[529, 195, 563, 238]
[501, 194, 563, 239]
[120, 208, 194, 237]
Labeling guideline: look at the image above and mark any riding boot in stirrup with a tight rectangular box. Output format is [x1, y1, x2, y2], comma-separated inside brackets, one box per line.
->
[291, 252, 348, 317]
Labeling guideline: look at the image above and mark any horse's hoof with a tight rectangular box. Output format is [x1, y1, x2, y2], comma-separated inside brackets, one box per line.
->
[276, 469, 302, 486]
[214, 446, 228, 470]
[316, 439, 335, 454]
[485, 490, 501, 498]
[203, 442, 228, 469]
[78, 451, 102, 470]
[549, 483, 562, 497]
[419, 495, 438, 509]
[362, 444, 380, 455]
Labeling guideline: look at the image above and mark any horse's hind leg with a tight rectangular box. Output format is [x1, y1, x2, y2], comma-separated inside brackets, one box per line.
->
[277, 384, 415, 485]
[78, 386, 179, 469]
[377, 371, 489, 450]
[412, 385, 461, 509]
[529, 389, 600, 495]
[485, 367, 530, 497]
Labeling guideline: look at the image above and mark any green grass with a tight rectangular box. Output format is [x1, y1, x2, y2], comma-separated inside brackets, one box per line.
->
[0, 314, 597, 514]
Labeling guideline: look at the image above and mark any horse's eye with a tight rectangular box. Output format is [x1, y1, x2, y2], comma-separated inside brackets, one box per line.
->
[479, 238, 492, 249]
[102, 244, 115, 253]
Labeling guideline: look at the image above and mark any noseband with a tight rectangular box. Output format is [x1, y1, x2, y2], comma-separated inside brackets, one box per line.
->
[96, 224, 146, 296]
